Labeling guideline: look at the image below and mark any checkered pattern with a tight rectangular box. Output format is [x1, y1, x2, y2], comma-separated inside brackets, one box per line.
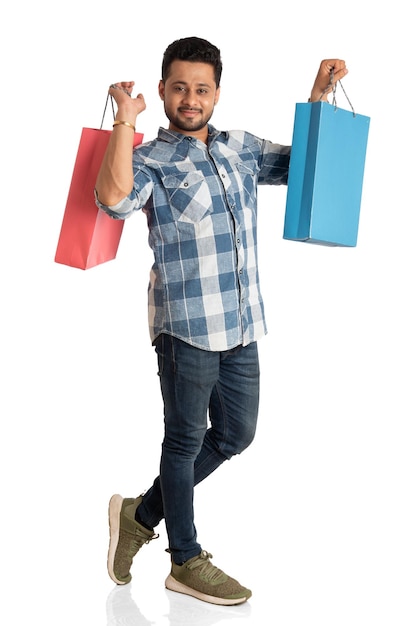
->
[96, 125, 290, 351]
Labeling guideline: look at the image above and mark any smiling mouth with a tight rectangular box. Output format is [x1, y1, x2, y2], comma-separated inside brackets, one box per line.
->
[179, 108, 201, 115]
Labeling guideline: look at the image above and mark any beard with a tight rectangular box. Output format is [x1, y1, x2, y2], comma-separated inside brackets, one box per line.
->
[165, 105, 214, 133]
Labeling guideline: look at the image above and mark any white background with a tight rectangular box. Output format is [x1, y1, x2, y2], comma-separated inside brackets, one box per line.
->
[2, 2, 417, 625]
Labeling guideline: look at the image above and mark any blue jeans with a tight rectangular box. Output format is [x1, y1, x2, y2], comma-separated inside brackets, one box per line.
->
[138, 334, 260, 564]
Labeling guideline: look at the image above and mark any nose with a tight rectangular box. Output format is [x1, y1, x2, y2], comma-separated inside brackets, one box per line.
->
[181, 89, 198, 107]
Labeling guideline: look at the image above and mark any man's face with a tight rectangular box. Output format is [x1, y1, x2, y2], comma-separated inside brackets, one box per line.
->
[159, 60, 220, 139]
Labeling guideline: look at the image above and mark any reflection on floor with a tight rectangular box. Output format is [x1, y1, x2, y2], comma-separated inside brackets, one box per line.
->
[106, 583, 253, 626]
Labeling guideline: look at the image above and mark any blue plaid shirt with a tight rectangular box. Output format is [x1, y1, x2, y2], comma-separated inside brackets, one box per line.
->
[96, 124, 290, 351]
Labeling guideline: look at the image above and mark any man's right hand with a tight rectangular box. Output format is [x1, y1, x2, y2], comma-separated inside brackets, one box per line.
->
[109, 81, 146, 120]
[95, 81, 146, 207]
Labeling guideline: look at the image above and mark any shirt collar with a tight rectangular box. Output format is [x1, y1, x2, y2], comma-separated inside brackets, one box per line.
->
[157, 124, 225, 146]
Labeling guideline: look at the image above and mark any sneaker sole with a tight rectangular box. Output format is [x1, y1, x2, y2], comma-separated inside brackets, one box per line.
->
[165, 574, 250, 606]
[107, 494, 126, 585]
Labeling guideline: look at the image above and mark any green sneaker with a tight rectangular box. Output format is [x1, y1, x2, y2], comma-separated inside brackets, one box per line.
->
[165, 550, 252, 606]
[107, 494, 158, 585]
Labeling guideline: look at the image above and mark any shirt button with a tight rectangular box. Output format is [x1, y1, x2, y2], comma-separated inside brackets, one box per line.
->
[237, 239, 240, 244]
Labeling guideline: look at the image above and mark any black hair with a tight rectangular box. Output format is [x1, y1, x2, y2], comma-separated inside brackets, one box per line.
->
[161, 36, 222, 87]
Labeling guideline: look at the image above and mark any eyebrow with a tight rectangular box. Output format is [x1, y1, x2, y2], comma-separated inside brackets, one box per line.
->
[172, 80, 212, 88]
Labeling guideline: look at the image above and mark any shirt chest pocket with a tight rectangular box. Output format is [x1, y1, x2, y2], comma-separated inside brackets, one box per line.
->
[234, 161, 257, 197]
[162, 170, 213, 223]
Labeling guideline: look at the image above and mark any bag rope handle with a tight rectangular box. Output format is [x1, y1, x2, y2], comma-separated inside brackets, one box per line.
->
[100, 85, 133, 129]
[321, 68, 356, 117]
[99, 93, 116, 130]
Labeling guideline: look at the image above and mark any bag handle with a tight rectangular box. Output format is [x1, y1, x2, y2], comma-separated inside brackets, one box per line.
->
[99, 93, 116, 130]
[322, 68, 356, 117]
[100, 85, 133, 129]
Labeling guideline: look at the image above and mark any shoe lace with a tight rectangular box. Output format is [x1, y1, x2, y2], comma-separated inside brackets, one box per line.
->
[188, 551, 227, 584]
[129, 529, 159, 557]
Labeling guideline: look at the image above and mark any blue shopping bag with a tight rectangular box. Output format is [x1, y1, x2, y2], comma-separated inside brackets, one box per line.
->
[283, 99, 370, 247]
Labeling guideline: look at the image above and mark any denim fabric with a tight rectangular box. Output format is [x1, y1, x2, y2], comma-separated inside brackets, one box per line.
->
[138, 334, 260, 564]
[96, 125, 290, 351]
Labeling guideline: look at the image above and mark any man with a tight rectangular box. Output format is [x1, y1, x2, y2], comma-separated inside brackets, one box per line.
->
[95, 36, 347, 606]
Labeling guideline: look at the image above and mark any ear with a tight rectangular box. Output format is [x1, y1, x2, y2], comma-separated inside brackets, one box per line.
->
[158, 80, 165, 101]
[214, 86, 221, 105]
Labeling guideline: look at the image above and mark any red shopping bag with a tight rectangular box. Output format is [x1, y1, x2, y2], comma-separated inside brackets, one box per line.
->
[55, 96, 143, 269]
